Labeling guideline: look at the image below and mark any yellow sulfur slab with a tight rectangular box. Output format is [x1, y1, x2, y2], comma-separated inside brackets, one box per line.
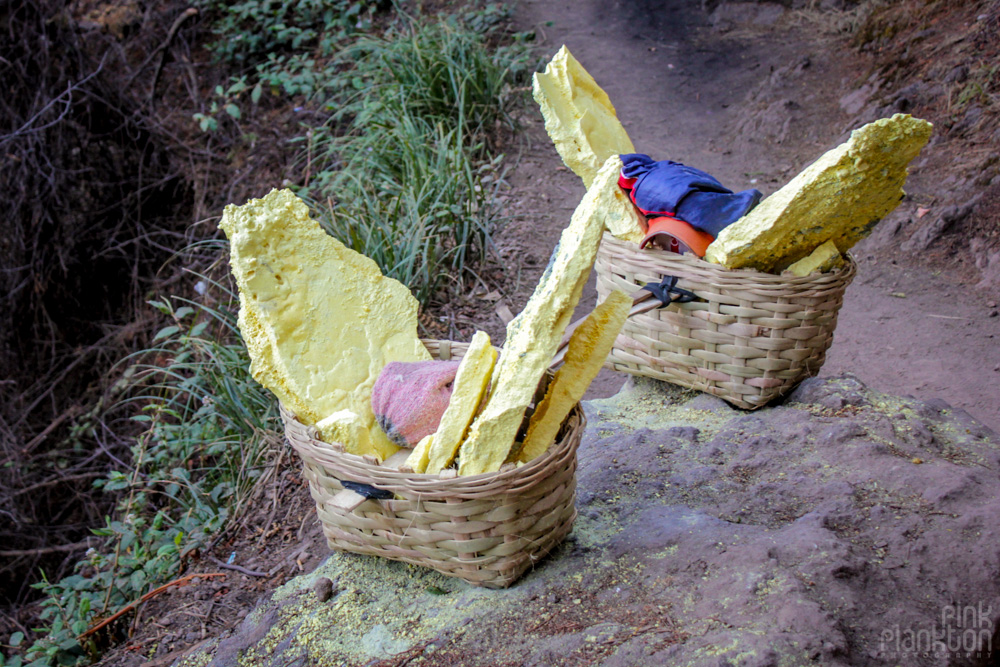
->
[425, 331, 497, 474]
[603, 175, 647, 245]
[784, 240, 844, 276]
[518, 290, 632, 463]
[705, 114, 932, 273]
[405, 434, 433, 473]
[316, 410, 373, 457]
[457, 156, 623, 476]
[533, 47, 645, 244]
[219, 189, 429, 460]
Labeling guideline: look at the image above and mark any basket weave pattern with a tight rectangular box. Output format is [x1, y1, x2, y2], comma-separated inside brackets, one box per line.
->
[596, 233, 856, 409]
[281, 340, 582, 588]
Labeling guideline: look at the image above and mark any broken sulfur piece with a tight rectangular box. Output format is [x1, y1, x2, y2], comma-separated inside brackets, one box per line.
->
[219, 189, 430, 460]
[315, 410, 374, 458]
[425, 331, 497, 475]
[533, 46, 646, 243]
[457, 156, 624, 476]
[784, 239, 844, 276]
[705, 114, 933, 273]
[405, 434, 434, 473]
[517, 290, 632, 463]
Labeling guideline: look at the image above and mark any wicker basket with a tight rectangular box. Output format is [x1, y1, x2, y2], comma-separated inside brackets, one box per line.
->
[595, 233, 857, 409]
[281, 339, 582, 588]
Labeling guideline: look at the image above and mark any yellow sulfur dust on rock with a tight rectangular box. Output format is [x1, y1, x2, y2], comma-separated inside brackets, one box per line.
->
[533, 47, 645, 244]
[704, 114, 933, 273]
[425, 331, 497, 474]
[315, 410, 373, 456]
[457, 157, 625, 476]
[518, 290, 632, 463]
[404, 434, 433, 473]
[219, 189, 429, 460]
[784, 240, 844, 276]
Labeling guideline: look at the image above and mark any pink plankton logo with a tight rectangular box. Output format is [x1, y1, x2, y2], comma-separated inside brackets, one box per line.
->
[880, 603, 994, 660]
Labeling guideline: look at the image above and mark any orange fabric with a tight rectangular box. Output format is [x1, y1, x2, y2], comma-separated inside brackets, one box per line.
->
[639, 216, 715, 257]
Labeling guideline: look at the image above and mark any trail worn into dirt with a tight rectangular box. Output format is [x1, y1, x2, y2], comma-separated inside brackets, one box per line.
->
[505, 0, 1000, 431]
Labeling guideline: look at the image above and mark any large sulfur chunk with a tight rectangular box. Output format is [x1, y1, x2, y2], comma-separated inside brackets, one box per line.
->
[425, 331, 497, 474]
[457, 157, 623, 476]
[220, 189, 429, 460]
[405, 434, 434, 473]
[533, 47, 645, 244]
[705, 114, 932, 273]
[533, 46, 635, 188]
[518, 290, 632, 463]
[315, 410, 373, 456]
[784, 240, 844, 276]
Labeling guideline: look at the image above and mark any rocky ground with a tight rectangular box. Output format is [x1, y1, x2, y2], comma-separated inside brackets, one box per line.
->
[170, 375, 1000, 667]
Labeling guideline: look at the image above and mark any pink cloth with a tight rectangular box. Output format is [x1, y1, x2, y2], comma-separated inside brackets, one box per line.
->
[371, 360, 460, 447]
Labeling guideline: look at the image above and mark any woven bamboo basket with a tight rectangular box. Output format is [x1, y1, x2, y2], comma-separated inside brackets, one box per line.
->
[595, 232, 857, 409]
[281, 339, 583, 588]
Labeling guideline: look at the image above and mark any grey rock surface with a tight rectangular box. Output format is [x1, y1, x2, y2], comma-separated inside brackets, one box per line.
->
[177, 376, 1000, 667]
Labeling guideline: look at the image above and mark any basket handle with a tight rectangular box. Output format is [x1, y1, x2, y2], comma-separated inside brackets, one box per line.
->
[551, 276, 699, 366]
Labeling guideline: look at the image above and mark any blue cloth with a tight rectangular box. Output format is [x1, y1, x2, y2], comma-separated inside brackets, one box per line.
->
[620, 153, 762, 238]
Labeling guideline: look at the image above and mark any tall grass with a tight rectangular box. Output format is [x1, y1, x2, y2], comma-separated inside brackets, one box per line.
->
[301, 18, 532, 304]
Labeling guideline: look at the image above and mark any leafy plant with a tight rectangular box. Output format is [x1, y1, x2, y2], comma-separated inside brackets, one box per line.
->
[192, 77, 261, 132]
[196, 0, 382, 66]
[300, 16, 532, 304]
[4, 5, 532, 665]
[13, 268, 281, 666]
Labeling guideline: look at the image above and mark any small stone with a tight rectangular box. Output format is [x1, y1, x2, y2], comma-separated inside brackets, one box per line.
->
[944, 65, 969, 84]
[911, 457, 923, 464]
[985, 300, 996, 308]
[314, 577, 335, 602]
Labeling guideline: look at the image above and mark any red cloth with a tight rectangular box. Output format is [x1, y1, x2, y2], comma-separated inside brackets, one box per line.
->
[371, 360, 460, 447]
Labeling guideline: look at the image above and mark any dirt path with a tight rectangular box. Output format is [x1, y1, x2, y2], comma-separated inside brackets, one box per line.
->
[506, 0, 1000, 432]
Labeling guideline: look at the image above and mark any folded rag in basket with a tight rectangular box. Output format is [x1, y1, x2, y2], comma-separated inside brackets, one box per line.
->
[372, 360, 460, 448]
[619, 153, 763, 239]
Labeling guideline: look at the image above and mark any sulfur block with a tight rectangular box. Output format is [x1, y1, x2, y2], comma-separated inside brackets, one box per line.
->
[517, 290, 632, 463]
[315, 410, 374, 457]
[533, 47, 645, 243]
[219, 188, 429, 460]
[405, 434, 433, 473]
[425, 331, 497, 475]
[457, 157, 622, 476]
[784, 240, 844, 276]
[705, 114, 932, 273]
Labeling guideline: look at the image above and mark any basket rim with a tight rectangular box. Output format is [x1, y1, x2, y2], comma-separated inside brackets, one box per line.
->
[280, 338, 585, 499]
[282, 401, 582, 477]
[599, 231, 858, 287]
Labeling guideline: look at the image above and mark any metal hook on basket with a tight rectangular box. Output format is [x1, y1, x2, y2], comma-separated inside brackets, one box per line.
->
[640, 275, 698, 308]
